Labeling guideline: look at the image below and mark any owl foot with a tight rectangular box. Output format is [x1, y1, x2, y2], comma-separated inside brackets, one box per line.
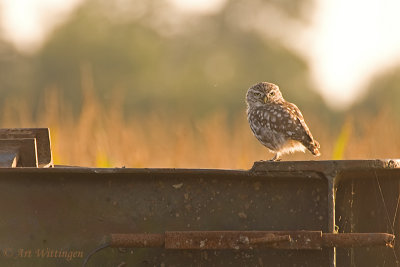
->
[270, 154, 281, 161]
[269, 158, 281, 162]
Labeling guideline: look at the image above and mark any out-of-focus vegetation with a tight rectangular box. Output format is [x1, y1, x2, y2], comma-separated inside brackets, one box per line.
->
[1, 0, 325, 117]
[353, 65, 400, 118]
[2, 84, 399, 168]
[0, 0, 399, 167]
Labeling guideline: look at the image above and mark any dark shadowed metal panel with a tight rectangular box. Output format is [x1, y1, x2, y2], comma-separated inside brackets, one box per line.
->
[336, 169, 400, 266]
[0, 167, 328, 266]
[0, 160, 398, 266]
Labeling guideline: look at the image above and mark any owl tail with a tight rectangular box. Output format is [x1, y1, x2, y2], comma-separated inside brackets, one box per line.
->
[308, 140, 321, 156]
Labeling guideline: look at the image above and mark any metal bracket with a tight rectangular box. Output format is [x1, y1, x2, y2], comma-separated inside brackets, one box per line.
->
[0, 128, 53, 167]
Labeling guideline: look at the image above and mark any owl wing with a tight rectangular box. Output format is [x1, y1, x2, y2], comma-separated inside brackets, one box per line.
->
[283, 102, 320, 152]
[285, 103, 313, 139]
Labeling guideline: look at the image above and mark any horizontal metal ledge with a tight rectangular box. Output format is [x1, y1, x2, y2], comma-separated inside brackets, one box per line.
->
[109, 231, 395, 250]
[0, 159, 398, 176]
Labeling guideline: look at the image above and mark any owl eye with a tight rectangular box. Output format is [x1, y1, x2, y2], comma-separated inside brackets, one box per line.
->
[269, 91, 275, 97]
[254, 92, 262, 97]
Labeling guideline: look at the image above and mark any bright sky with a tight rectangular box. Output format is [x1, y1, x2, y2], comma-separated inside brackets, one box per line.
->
[1, 0, 400, 110]
[306, 0, 400, 109]
[0, 0, 82, 51]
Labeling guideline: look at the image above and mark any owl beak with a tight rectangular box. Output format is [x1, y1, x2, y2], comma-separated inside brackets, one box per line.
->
[264, 96, 268, 103]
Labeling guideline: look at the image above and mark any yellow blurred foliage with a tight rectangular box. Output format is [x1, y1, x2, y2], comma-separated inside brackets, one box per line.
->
[1, 89, 399, 169]
[332, 118, 353, 160]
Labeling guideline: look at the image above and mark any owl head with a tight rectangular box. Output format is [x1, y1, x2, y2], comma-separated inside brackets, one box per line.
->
[246, 82, 283, 106]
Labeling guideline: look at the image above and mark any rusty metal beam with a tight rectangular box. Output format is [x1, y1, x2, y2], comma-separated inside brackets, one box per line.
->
[322, 233, 394, 248]
[110, 233, 165, 248]
[109, 231, 395, 250]
[164, 231, 321, 250]
[0, 159, 398, 266]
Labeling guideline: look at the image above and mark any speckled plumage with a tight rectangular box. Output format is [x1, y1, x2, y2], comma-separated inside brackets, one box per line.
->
[246, 82, 320, 161]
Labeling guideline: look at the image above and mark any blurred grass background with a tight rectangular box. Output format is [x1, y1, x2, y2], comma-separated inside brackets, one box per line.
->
[2, 79, 399, 169]
[0, 0, 399, 168]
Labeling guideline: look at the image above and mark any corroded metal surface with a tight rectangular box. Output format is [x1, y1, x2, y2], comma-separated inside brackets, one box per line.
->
[0, 160, 398, 266]
[165, 231, 321, 250]
[108, 231, 394, 250]
[111, 233, 165, 248]
[251, 159, 400, 180]
[0, 164, 329, 266]
[322, 233, 395, 248]
[335, 167, 400, 266]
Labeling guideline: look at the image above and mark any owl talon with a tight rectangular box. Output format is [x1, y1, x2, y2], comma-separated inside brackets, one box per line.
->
[270, 154, 281, 161]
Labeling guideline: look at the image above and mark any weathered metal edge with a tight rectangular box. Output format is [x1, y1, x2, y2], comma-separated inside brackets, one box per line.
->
[0, 159, 398, 171]
[0, 159, 397, 176]
[250, 159, 400, 172]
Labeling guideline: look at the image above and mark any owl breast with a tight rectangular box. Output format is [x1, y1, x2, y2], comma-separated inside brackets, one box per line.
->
[247, 104, 306, 154]
[247, 107, 288, 151]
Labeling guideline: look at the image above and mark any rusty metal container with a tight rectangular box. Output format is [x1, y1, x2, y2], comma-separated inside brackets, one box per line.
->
[0, 128, 398, 266]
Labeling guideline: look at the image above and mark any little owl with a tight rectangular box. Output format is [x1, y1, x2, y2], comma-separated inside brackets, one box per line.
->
[246, 82, 320, 161]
